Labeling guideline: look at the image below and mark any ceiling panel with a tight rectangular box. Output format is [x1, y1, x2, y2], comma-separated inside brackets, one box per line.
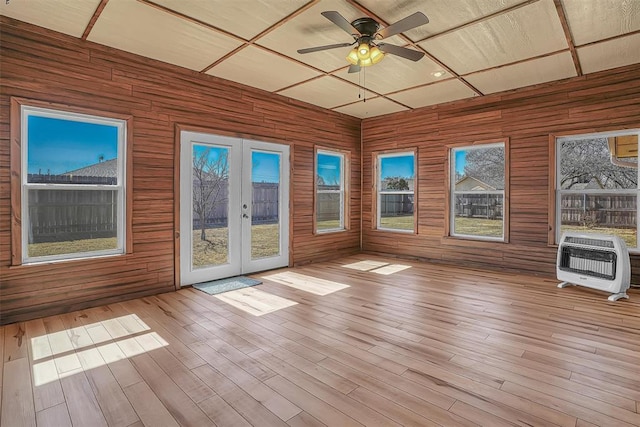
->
[387, 79, 478, 108]
[563, 0, 640, 46]
[333, 97, 408, 118]
[419, 0, 567, 75]
[465, 51, 576, 94]
[336, 54, 446, 95]
[149, 0, 311, 40]
[358, 0, 524, 41]
[88, 0, 242, 71]
[279, 76, 373, 109]
[207, 45, 320, 92]
[0, 0, 101, 37]
[577, 32, 640, 74]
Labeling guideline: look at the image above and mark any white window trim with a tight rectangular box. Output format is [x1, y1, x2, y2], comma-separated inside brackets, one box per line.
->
[555, 129, 640, 251]
[450, 142, 506, 242]
[21, 105, 127, 264]
[377, 151, 415, 233]
[316, 149, 346, 233]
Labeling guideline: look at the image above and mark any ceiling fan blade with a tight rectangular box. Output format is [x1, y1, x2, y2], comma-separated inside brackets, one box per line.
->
[321, 11, 361, 36]
[348, 64, 361, 73]
[376, 12, 429, 39]
[297, 42, 353, 54]
[378, 43, 425, 61]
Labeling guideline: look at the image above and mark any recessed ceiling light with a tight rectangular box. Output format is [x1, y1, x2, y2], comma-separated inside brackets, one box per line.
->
[431, 70, 446, 78]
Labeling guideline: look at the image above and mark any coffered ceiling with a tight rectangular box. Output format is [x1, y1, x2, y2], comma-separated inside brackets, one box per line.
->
[2, 0, 639, 118]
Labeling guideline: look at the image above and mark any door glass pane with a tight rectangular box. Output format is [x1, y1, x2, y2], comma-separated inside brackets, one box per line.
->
[251, 151, 280, 259]
[192, 144, 229, 269]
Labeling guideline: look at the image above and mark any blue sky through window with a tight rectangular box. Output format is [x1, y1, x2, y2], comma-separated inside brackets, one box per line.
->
[191, 147, 280, 183]
[317, 153, 341, 185]
[252, 151, 280, 183]
[27, 115, 119, 175]
[455, 150, 467, 175]
[380, 155, 414, 180]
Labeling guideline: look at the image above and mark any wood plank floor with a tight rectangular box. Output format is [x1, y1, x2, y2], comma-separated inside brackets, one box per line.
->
[2, 253, 640, 427]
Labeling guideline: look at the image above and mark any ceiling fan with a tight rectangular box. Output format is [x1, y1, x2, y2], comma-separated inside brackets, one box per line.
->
[297, 11, 429, 73]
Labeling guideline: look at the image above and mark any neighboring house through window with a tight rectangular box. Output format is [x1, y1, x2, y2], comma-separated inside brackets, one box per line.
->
[449, 140, 508, 241]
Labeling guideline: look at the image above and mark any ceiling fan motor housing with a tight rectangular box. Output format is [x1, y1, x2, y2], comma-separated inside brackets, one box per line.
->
[351, 17, 380, 38]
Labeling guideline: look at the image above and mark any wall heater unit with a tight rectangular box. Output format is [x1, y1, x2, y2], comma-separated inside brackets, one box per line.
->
[557, 232, 630, 301]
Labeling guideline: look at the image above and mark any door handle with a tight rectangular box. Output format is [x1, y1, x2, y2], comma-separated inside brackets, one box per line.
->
[243, 213, 249, 219]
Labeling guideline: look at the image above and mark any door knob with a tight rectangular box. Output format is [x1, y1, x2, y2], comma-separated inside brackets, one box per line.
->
[243, 213, 249, 218]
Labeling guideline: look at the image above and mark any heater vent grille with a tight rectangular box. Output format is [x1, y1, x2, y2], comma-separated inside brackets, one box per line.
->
[563, 236, 615, 248]
[559, 246, 616, 280]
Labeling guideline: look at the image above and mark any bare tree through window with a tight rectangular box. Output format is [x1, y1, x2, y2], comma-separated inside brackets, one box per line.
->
[192, 147, 229, 248]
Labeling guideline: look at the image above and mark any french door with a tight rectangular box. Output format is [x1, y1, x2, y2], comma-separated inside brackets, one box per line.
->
[179, 131, 289, 286]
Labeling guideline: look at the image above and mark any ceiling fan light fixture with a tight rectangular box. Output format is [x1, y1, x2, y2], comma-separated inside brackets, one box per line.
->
[356, 42, 370, 60]
[346, 48, 359, 65]
[369, 46, 384, 64]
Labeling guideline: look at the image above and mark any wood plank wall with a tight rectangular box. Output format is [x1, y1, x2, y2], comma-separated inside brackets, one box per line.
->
[362, 62, 640, 282]
[0, 17, 361, 325]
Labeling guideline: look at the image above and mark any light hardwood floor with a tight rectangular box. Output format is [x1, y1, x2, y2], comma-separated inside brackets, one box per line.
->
[2, 254, 640, 427]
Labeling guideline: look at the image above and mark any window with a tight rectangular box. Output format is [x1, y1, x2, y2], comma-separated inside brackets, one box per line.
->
[450, 141, 507, 241]
[315, 148, 347, 232]
[19, 105, 127, 263]
[376, 151, 416, 232]
[554, 130, 639, 250]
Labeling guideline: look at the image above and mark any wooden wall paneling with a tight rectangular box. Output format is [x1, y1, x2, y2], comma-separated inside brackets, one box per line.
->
[0, 16, 360, 324]
[362, 62, 640, 279]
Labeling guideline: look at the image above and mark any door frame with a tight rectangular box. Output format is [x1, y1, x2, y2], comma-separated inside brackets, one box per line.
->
[173, 126, 292, 289]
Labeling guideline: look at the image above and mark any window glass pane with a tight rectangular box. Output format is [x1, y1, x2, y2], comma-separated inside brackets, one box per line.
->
[380, 155, 414, 193]
[559, 193, 636, 249]
[559, 136, 637, 190]
[379, 154, 414, 231]
[453, 193, 503, 238]
[454, 146, 505, 189]
[316, 152, 344, 231]
[452, 144, 505, 239]
[27, 189, 118, 258]
[379, 194, 414, 230]
[27, 115, 119, 184]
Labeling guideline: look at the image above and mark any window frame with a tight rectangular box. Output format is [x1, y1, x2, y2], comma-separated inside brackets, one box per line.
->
[445, 138, 510, 243]
[373, 149, 417, 234]
[313, 146, 349, 234]
[10, 98, 133, 266]
[550, 129, 640, 251]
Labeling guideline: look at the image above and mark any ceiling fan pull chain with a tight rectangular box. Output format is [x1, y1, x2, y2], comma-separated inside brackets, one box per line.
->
[363, 66, 366, 103]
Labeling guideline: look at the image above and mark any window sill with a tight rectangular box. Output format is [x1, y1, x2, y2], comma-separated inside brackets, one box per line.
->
[315, 228, 348, 235]
[10, 252, 126, 270]
[373, 228, 416, 235]
[441, 236, 508, 248]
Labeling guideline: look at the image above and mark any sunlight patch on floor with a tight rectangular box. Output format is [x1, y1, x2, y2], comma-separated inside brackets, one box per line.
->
[342, 260, 389, 271]
[31, 314, 150, 361]
[32, 332, 168, 386]
[371, 264, 412, 275]
[30, 314, 166, 387]
[214, 287, 297, 316]
[262, 271, 350, 295]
